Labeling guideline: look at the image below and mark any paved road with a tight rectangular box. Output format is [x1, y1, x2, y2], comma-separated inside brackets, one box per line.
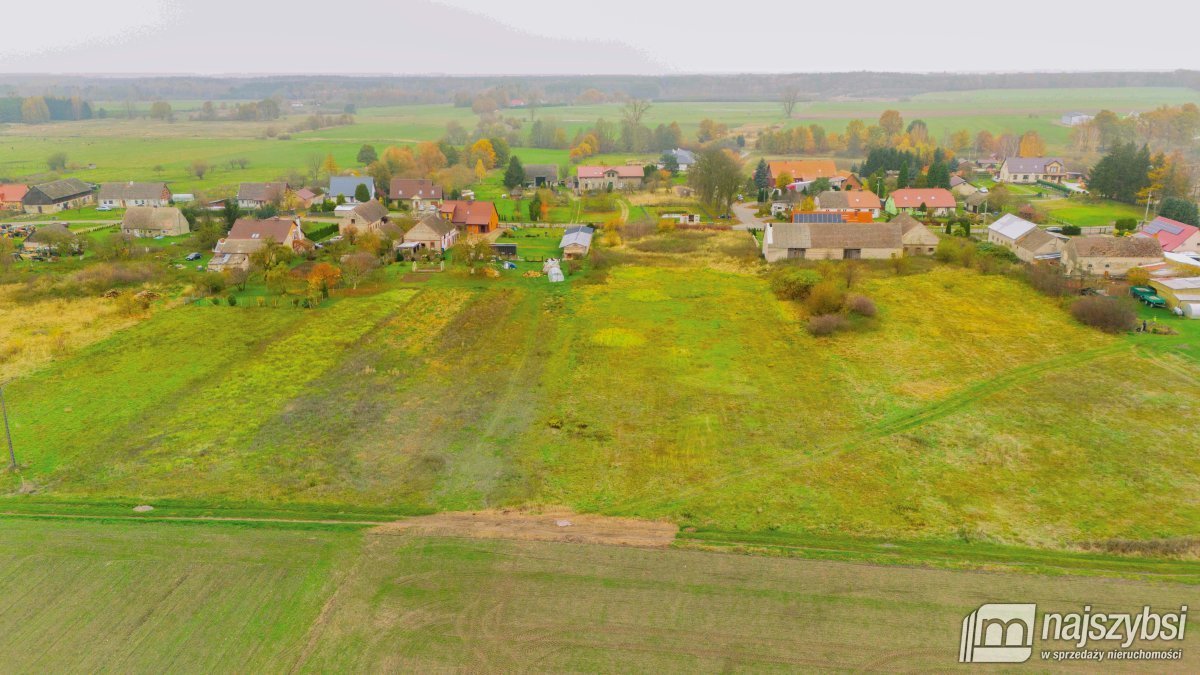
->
[730, 202, 768, 231]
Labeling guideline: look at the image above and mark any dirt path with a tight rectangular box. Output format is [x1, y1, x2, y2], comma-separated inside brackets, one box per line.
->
[371, 508, 678, 548]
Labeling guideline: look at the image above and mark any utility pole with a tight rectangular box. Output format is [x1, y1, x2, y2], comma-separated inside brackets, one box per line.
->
[1, 387, 14, 471]
[1143, 191, 1154, 226]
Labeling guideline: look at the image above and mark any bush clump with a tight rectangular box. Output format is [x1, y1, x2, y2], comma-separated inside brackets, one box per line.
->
[1027, 264, 1068, 296]
[807, 314, 849, 336]
[1071, 296, 1136, 333]
[805, 281, 845, 315]
[769, 268, 822, 301]
[845, 294, 877, 317]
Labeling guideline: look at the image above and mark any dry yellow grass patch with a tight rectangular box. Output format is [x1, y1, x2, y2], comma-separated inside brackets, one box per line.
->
[0, 288, 145, 381]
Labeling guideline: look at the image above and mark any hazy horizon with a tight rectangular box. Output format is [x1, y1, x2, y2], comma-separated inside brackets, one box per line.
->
[4, 0, 1199, 76]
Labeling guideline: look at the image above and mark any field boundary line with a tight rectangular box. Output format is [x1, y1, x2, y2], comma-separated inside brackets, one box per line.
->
[0, 511, 388, 526]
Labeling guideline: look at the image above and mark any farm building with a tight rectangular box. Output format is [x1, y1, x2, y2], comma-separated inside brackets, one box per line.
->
[21, 223, 77, 253]
[389, 178, 443, 212]
[767, 160, 838, 187]
[814, 190, 882, 218]
[98, 181, 171, 208]
[439, 200, 498, 234]
[987, 213, 1065, 262]
[762, 221, 902, 262]
[403, 214, 458, 252]
[328, 176, 376, 204]
[337, 200, 390, 236]
[1149, 277, 1200, 317]
[997, 157, 1068, 184]
[575, 166, 644, 191]
[237, 182, 290, 210]
[523, 165, 560, 188]
[1061, 112, 1094, 126]
[884, 189, 956, 217]
[294, 188, 321, 208]
[121, 206, 189, 237]
[890, 213, 939, 256]
[0, 184, 29, 210]
[1062, 236, 1163, 278]
[559, 226, 595, 259]
[209, 217, 306, 272]
[22, 178, 94, 214]
[1136, 217, 1200, 253]
[792, 212, 848, 224]
[964, 191, 990, 214]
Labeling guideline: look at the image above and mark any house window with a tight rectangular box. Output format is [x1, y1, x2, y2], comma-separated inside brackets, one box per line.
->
[845, 249, 862, 260]
[786, 248, 806, 259]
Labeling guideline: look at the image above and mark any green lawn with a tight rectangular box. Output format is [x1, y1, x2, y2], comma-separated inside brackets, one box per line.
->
[1038, 197, 1146, 226]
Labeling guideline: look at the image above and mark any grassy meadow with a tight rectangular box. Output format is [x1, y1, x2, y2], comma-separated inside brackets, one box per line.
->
[1, 517, 1196, 672]
[5, 230, 1200, 553]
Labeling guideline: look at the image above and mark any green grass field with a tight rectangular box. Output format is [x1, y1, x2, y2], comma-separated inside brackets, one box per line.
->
[5, 232, 1200, 553]
[1, 517, 1195, 672]
[3, 86, 1198, 198]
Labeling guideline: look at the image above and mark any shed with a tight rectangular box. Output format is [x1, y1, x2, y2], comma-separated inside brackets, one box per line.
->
[559, 225, 595, 259]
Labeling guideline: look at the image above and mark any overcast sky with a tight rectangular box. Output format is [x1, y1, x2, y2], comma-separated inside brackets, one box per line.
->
[2, 0, 1198, 75]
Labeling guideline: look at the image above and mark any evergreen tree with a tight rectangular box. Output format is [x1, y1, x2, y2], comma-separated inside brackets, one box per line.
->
[503, 156, 526, 190]
[1159, 197, 1200, 226]
[528, 192, 542, 222]
[753, 159, 771, 191]
[897, 162, 911, 189]
[357, 144, 377, 165]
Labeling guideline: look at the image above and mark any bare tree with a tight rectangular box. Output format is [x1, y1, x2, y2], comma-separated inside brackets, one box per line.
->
[781, 88, 800, 118]
[621, 98, 652, 127]
[341, 252, 379, 289]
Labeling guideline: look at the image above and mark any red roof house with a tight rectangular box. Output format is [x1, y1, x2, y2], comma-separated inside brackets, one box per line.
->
[885, 188, 957, 216]
[439, 200, 499, 234]
[1137, 216, 1200, 253]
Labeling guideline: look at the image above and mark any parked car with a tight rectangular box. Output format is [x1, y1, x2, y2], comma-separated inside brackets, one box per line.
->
[96, 205, 114, 212]
[185, 252, 202, 261]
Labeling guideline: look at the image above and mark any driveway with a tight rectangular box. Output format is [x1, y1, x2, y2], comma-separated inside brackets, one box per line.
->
[731, 202, 768, 231]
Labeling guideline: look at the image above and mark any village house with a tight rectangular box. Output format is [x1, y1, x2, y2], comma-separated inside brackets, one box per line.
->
[767, 160, 838, 187]
[890, 213, 939, 256]
[762, 221, 903, 262]
[0, 184, 29, 211]
[389, 178, 444, 212]
[814, 190, 882, 218]
[575, 166, 644, 191]
[1149, 277, 1200, 318]
[294, 188, 321, 209]
[987, 213, 1066, 262]
[22, 178, 94, 214]
[208, 217, 306, 272]
[337, 200, 391, 237]
[439, 200, 499, 234]
[1062, 236, 1163, 278]
[884, 188, 956, 217]
[964, 191, 991, 214]
[949, 176, 979, 197]
[523, 165, 560, 188]
[21, 222, 77, 254]
[1061, 112, 1094, 126]
[328, 176, 376, 204]
[402, 213, 458, 252]
[1136, 216, 1200, 253]
[98, 181, 172, 208]
[237, 182, 290, 210]
[998, 157, 1068, 184]
[559, 225, 595, 259]
[121, 206, 190, 237]
[658, 148, 697, 172]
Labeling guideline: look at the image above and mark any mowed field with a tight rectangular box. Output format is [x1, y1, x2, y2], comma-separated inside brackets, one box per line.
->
[1, 518, 1196, 673]
[3, 86, 1199, 195]
[5, 232, 1200, 552]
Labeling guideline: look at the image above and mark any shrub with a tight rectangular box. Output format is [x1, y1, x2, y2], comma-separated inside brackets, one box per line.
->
[226, 294, 238, 306]
[1062, 225, 1081, 235]
[845, 294, 877, 317]
[1027, 264, 1068, 296]
[1125, 267, 1151, 287]
[1070, 296, 1136, 333]
[769, 268, 822, 301]
[806, 281, 845, 315]
[1115, 218, 1138, 234]
[807, 314, 848, 336]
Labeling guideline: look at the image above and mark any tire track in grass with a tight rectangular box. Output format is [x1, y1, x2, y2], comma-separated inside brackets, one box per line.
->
[617, 342, 1135, 515]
